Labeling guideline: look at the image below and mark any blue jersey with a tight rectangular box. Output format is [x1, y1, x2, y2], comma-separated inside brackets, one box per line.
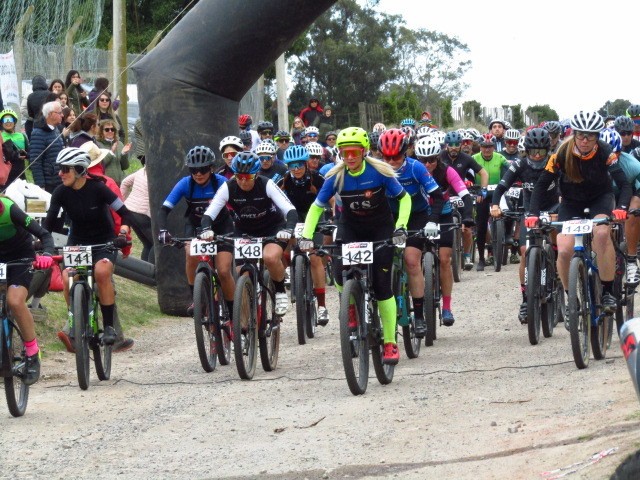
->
[387, 157, 439, 213]
[162, 174, 228, 227]
[319, 163, 333, 177]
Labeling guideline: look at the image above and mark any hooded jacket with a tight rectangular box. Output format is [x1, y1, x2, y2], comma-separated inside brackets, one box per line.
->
[26, 76, 49, 122]
[299, 99, 323, 127]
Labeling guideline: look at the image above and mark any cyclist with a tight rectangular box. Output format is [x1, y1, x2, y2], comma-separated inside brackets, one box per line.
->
[278, 145, 330, 325]
[305, 142, 326, 173]
[299, 127, 411, 365]
[256, 141, 286, 183]
[201, 152, 298, 315]
[473, 134, 510, 271]
[488, 119, 507, 152]
[217, 136, 244, 179]
[274, 130, 291, 160]
[490, 128, 559, 323]
[400, 126, 417, 158]
[400, 118, 416, 129]
[526, 111, 631, 314]
[415, 135, 474, 327]
[614, 116, 640, 154]
[238, 114, 260, 150]
[627, 104, 640, 141]
[460, 130, 475, 156]
[439, 130, 488, 270]
[501, 128, 524, 262]
[542, 121, 562, 154]
[239, 131, 253, 152]
[257, 121, 274, 142]
[157, 146, 235, 316]
[369, 130, 383, 159]
[44, 147, 136, 345]
[502, 129, 521, 161]
[0, 196, 55, 385]
[379, 129, 444, 335]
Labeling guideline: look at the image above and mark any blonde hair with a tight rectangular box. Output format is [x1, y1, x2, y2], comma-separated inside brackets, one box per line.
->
[557, 136, 583, 182]
[326, 156, 397, 193]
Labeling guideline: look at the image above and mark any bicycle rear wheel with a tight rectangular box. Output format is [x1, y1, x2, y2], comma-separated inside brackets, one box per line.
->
[370, 302, 394, 385]
[193, 271, 217, 373]
[259, 271, 280, 372]
[339, 278, 369, 395]
[452, 216, 461, 283]
[213, 279, 232, 366]
[491, 219, 505, 273]
[423, 252, 437, 347]
[568, 257, 590, 369]
[72, 282, 91, 390]
[93, 299, 112, 381]
[294, 255, 309, 345]
[232, 275, 257, 380]
[526, 248, 542, 345]
[541, 245, 557, 338]
[590, 272, 611, 360]
[3, 320, 29, 417]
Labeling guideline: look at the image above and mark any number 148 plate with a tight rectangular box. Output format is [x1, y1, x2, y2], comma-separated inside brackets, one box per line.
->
[342, 242, 373, 265]
[234, 238, 263, 259]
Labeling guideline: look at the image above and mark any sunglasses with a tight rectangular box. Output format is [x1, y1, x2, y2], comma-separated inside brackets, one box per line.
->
[2, 117, 14, 123]
[103, 127, 115, 132]
[620, 131, 633, 136]
[326, 137, 336, 141]
[307, 133, 318, 138]
[258, 155, 273, 162]
[461, 140, 473, 145]
[505, 140, 519, 146]
[99, 98, 110, 102]
[59, 165, 74, 174]
[276, 138, 290, 143]
[288, 162, 306, 170]
[419, 156, 439, 164]
[190, 166, 210, 175]
[383, 154, 404, 162]
[446, 142, 461, 148]
[574, 132, 598, 141]
[261, 130, 273, 135]
[235, 173, 255, 181]
[222, 151, 237, 159]
[528, 148, 547, 157]
[309, 155, 321, 160]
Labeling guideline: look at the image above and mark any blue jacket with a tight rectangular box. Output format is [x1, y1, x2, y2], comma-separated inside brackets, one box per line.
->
[29, 124, 63, 191]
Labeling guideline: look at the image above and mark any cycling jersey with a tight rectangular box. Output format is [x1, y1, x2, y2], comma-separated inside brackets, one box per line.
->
[388, 157, 441, 215]
[259, 163, 287, 184]
[278, 171, 325, 220]
[622, 139, 640, 154]
[492, 159, 558, 212]
[429, 164, 473, 217]
[612, 151, 640, 195]
[318, 162, 334, 177]
[440, 151, 483, 183]
[203, 175, 297, 235]
[0, 197, 54, 259]
[472, 152, 510, 185]
[501, 150, 520, 162]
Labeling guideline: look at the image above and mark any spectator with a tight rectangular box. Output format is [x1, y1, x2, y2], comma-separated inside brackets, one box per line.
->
[69, 112, 98, 148]
[48, 79, 65, 96]
[86, 77, 120, 113]
[94, 92, 125, 143]
[25, 75, 49, 139]
[120, 159, 152, 263]
[95, 119, 131, 185]
[299, 97, 323, 127]
[60, 107, 77, 144]
[0, 109, 28, 185]
[318, 105, 335, 141]
[290, 116, 305, 145]
[58, 92, 69, 108]
[64, 69, 88, 114]
[28, 101, 64, 193]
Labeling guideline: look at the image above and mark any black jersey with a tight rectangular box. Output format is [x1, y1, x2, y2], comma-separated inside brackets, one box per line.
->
[278, 171, 325, 220]
[441, 151, 483, 183]
[492, 159, 558, 212]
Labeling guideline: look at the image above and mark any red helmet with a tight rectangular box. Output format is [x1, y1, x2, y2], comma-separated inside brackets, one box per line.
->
[238, 114, 253, 128]
[378, 128, 409, 157]
[479, 133, 496, 146]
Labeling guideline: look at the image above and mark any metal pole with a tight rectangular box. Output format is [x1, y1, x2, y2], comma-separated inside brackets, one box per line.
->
[112, 0, 122, 96]
[275, 53, 289, 132]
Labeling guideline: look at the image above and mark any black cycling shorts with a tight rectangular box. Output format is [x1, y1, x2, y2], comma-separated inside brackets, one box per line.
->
[558, 194, 615, 222]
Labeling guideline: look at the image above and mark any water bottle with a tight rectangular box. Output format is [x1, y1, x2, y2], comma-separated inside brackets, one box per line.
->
[620, 318, 640, 403]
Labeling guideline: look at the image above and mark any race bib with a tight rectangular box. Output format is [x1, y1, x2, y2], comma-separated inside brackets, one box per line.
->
[0, 263, 6, 281]
[449, 196, 464, 208]
[190, 239, 217, 256]
[234, 238, 263, 259]
[342, 242, 374, 265]
[562, 219, 593, 235]
[506, 187, 521, 199]
[63, 246, 92, 267]
[294, 223, 305, 238]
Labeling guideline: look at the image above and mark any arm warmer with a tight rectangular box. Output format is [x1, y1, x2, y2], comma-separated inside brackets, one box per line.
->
[302, 204, 324, 239]
[396, 191, 411, 229]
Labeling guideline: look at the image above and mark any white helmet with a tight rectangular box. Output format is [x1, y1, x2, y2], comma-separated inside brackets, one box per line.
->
[414, 136, 441, 158]
[570, 111, 604, 133]
[372, 123, 386, 132]
[466, 128, 481, 140]
[305, 142, 324, 156]
[56, 147, 90, 169]
[304, 126, 319, 136]
[255, 141, 277, 155]
[219, 136, 244, 152]
[433, 130, 446, 145]
[517, 136, 526, 154]
[504, 129, 521, 141]
[416, 126, 432, 140]
[460, 130, 474, 141]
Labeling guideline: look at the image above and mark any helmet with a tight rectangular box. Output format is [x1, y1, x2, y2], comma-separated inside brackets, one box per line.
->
[324, 131, 337, 141]
[466, 128, 481, 140]
[488, 118, 506, 129]
[517, 136, 526, 155]
[336, 127, 370, 150]
[231, 151, 260, 174]
[185, 145, 215, 167]
[504, 121, 513, 130]
[328, 146, 340, 160]
[444, 131, 463, 145]
[627, 104, 640, 118]
[239, 131, 252, 145]
[378, 129, 409, 157]
[599, 128, 622, 154]
[372, 123, 386, 132]
[433, 130, 446, 145]
[504, 129, 521, 141]
[416, 126, 432, 139]
[400, 118, 416, 128]
[0, 109, 18, 122]
[615, 116, 634, 132]
[399, 126, 416, 145]
[570, 111, 604, 133]
[255, 141, 277, 155]
[283, 145, 309, 164]
[257, 121, 274, 133]
[542, 121, 561, 135]
[303, 126, 319, 136]
[219, 135, 244, 152]
[524, 128, 550, 150]
[460, 130, 474, 141]
[479, 133, 497, 146]
[604, 115, 616, 128]
[369, 131, 381, 149]
[273, 130, 290, 141]
[56, 147, 90, 169]
[414, 136, 441, 158]
[238, 114, 252, 128]
[305, 142, 324, 156]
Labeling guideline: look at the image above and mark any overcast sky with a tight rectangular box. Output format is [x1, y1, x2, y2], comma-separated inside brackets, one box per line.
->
[375, 0, 639, 119]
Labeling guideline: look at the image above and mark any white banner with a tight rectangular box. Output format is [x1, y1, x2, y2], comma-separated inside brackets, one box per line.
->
[0, 50, 20, 109]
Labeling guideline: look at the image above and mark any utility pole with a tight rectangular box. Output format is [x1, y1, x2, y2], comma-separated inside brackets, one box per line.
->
[113, 0, 128, 141]
[275, 54, 289, 132]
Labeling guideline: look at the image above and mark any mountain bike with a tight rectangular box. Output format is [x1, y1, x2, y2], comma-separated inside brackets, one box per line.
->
[172, 237, 232, 373]
[490, 187, 524, 272]
[449, 196, 465, 283]
[391, 244, 420, 359]
[231, 235, 281, 380]
[1, 259, 38, 417]
[61, 241, 126, 390]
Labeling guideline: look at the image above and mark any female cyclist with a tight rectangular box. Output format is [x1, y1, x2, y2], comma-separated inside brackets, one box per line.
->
[299, 127, 411, 365]
[201, 152, 298, 315]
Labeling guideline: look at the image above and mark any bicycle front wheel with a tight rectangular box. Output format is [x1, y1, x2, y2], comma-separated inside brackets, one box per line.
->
[3, 320, 29, 417]
[294, 255, 308, 345]
[213, 279, 232, 366]
[93, 299, 112, 381]
[259, 271, 280, 372]
[452, 216, 461, 283]
[492, 219, 505, 273]
[232, 275, 257, 380]
[193, 271, 217, 373]
[423, 252, 437, 347]
[72, 282, 91, 390]
[568, 257, 590, 369]
[541, 244, 557, 338]
[339, 278, 369, 395]
[590, 272, 611, 360]
[526, 248, 542, 345]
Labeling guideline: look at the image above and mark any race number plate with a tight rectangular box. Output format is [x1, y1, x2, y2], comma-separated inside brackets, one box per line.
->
[449, 196, 464, 208]
[506, 187, 521, 199]
[0, 263, 6, 280]
[342, 242, 374, 265]
[63, 246, 92, 267]
[234, 238, 263, 259]
[294, 223, 305, 238]
[190, 239, 217, 256]
[562, 219, 593, 235]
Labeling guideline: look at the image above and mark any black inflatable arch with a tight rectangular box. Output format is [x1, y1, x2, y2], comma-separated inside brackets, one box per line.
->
[132, 0, 336, 314]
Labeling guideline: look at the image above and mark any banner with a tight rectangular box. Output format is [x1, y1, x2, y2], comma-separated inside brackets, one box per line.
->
[0, 50, 20, 110]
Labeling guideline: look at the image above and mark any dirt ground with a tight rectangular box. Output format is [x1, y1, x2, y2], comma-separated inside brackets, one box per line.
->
[2, 261, 640, 479]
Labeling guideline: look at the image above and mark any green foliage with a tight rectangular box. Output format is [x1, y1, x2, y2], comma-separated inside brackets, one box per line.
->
[378, 86, 421, 126]
[510, 104, 525, 129]
[462, 100, 482, 122]
[598, 99, 631, 117]
[526, 104, 559, 124]
[439, 97, 454, 129]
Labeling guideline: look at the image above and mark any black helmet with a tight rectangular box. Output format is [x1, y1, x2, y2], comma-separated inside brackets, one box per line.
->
[238, 130, 252, 145]
[627, 105, 640, 118]
[185, 146, 215, 168]
[257, 121, 274, 133]
[369, 131, 381, 150]
[524, 128, 550, 150]
[542, 121, 561, 135]
[615, 116, 634, 132]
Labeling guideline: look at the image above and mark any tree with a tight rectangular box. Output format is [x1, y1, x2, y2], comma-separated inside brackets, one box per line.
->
[510, 104, 525, 129]
[598, 99, 631, 118]
[526, 104, 558, 125]
[378, 86, 421, 125]
[439, 97, 454, 129]
[462, 100, 482, 123]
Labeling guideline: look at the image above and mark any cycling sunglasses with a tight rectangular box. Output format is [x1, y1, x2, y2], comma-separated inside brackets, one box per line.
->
[288, 162, 306, 170]
[189, 166, 210, 175]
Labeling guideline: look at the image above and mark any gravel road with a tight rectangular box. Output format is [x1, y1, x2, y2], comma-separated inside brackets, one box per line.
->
[2, 261, 640, 479]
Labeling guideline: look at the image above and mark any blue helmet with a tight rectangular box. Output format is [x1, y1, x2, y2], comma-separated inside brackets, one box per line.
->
[231, 151, 260, 174]
[599, 128, 622, 154]
[400, 118, 416, 128]
[444, 131, 462, 145]
[283, 145, 309, 164]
